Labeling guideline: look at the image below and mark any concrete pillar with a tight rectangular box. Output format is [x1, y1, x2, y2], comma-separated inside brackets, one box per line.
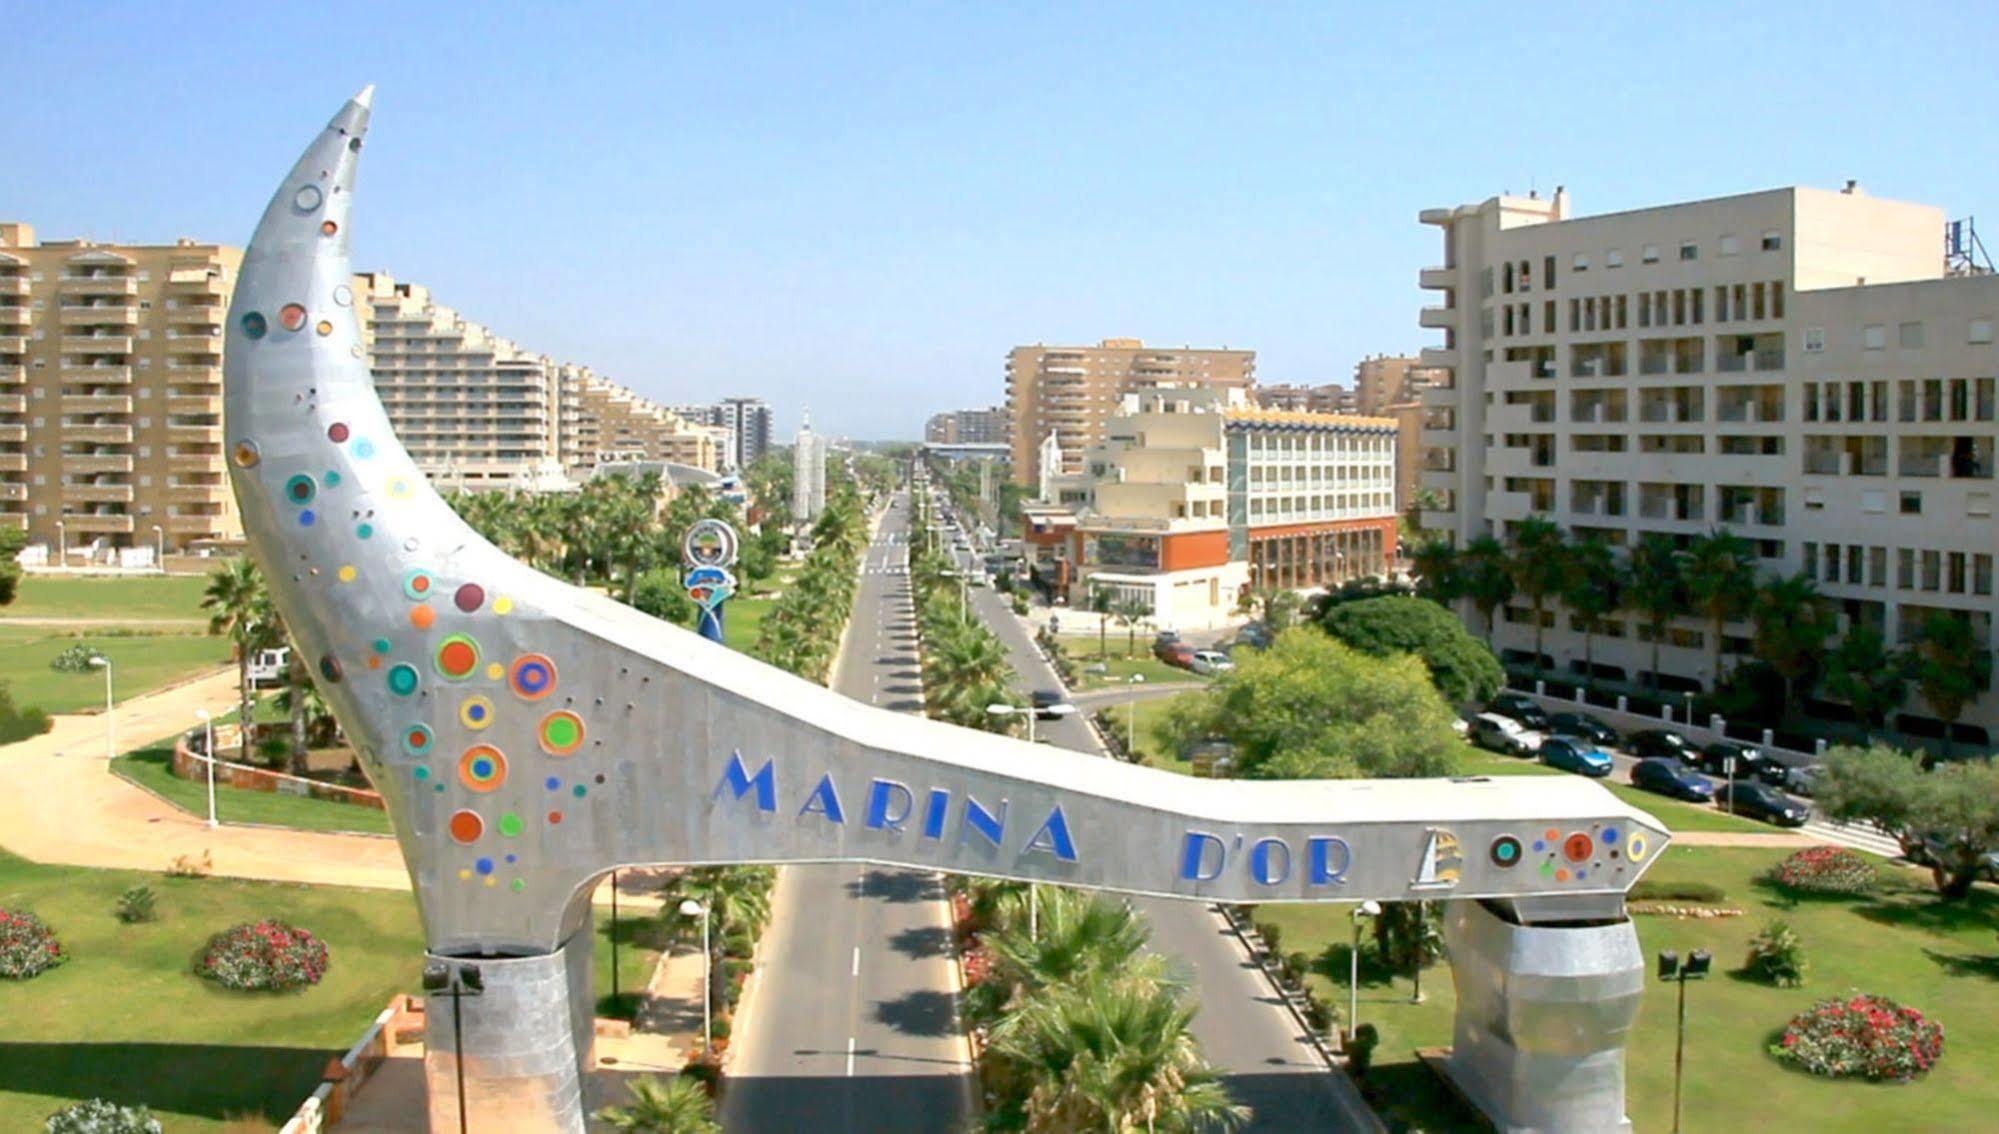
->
[1439, 900, 1643, 1134]
[425, 929, 595, 1134]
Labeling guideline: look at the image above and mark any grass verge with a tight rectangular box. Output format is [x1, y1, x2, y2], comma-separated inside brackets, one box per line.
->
[0, 626, 228, 714]
[111, 742, 393, 836]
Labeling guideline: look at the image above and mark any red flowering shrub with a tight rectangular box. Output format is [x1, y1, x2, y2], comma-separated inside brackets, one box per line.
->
[196, 920, 329, 991]
[1771, 994, 1943, 1081]
[1766, 846, 1878, 895]
[0, 906, 67, 980]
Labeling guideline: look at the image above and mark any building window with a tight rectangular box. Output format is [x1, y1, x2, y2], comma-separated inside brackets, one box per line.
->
[1642, 244, 1660, 264]
[1862, 324, 1886, 350]
[1678, 242, 1699, 261]
[1899, 321, 1924, 349]
[1803, 326, 1825, 353]
[1719, 234, 1740, 256]
[1572, 253, 1589, 272]
[1971, 318, 1994, 344]
[1762, 230, 1782, 251]
[1900, 490, 1922, 515]
[1606, 249, 1624, 269]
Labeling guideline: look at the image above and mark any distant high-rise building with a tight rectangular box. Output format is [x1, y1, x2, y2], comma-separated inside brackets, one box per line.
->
[1006, 339, 1255, 490]
[1253, 383, 1355, 415]
[0, 221, 239, 560]
[557, 365, 721, 476]
[669, 397, 772, 471]
[926, 405, 1008, 445]
[1352, 354, 1443, 416]
[793, 411, 826, 522]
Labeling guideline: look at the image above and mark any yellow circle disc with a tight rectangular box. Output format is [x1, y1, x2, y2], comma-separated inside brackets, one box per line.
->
[485, 662, 504, 680]
[493, 596, 514, 615]
[337, 565, 357, 583]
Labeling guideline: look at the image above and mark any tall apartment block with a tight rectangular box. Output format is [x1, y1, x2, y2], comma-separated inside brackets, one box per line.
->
[1006, 339, 1254, 489]
[1253, 383, 1354, 415]
[0, 222, 238, 560]
[925, 405, 1008, 445]
[1418, 183, 1999, 741]
[557, 366, 721, 476]
[1353, 354, 1443, 416]
[670, 397, 773, 471]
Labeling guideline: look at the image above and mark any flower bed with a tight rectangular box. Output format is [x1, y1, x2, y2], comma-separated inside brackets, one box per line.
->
[0, 907, 67, 980]
[1771, 994, 1943, 1081]
[195, 920, 330, 991]
[1766, 846, 1878, 895]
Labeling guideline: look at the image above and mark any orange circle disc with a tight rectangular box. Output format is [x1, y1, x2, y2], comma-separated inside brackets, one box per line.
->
[448, 810, 484, 844]
[409, 605, 436, 630]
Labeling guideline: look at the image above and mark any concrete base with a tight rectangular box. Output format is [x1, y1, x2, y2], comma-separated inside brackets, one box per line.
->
[1441, 900, 1642, 1134]
[424, 930, 596, 1134]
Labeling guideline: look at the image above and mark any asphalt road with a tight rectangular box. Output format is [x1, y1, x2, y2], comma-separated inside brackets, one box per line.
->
[963, 581, 1374, 1133]
[721, 493, 975, 1133]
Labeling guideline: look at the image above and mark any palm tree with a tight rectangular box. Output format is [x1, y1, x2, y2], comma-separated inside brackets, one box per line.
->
[1822, 626, 1910, 740]
[1624, 535, 1686, 693]
[1409, 539, 1461, 605]
[675, 867, 774, 1012]
[1110, 595, 1152, 657]
[1505, 517, 1567, 678]
[1682, 530, 1757, 689]
[202, 558, 276, 760]
[1750, 573, 1835, 713]
[593, 1074, 719, 1133]
[1562, 535, 1624, 686]
[1089, 584, 1113, 659]
[985, 888, 1155, 1003]
[1911, 610, 1992, 760]
[1458, 535, 1514, 645]
[928, 627, 1014, 725]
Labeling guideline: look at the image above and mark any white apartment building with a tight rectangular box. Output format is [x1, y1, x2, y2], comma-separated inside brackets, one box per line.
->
[1418, 183, 1999, 743]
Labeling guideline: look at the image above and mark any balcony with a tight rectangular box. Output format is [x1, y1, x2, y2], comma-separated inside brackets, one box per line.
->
[60, 335, 132, 355]
[0, 425, 23, 443]
[166, 303, 224, 325]
[166, 277, 227, 301]
[63, 483, 135, 505]
[59, 276, 137, 296]
[1418, 347, 1457, 369]
[61, 395, 133, 414]
[61, 366, 132, 384]
[165, 395, 222, 415]
[163, 333, 224, 354]
[61, 423, 133, 445]
[0, 483, 23, 503]
[166, 453, 216, 472]
[165, 484, 229, 503]
[59, 305, 136, 327]
[65, 454, 132, 474]
[0, 455, 24, 473]
[1419, 207, 1455, 225]
[0, 307, 27, 329]
[1419, 306, 1456, 330]
[0, 277, 27, 297]
[1418, 266, 1455, 290]
[165, 515, 225, 534]
[0, 336, 25, 355]
[0, 395, 24, 414]
[62, 513, 135, 535]
[167, 424, 223, 445]
[0, 366, 21, 386]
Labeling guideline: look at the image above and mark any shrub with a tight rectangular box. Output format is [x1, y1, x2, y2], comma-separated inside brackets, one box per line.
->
[50, 643, 104, 674]
[195, 920, 329, 991]
[709, 1015, 732, 1041]
[166, 851, 212, 879]
[1254, 921, 1282, 954]
[44, 1098, 162, 1134]
[0, 680, 52, 744]
[115, 886, 158, 925]
[0, 907, 68, 980]
[1766, 846, 1878, 895]
[1745, 920, 1808, 987]
[1771, 994, 1943, 1081]
[1282, 950, 1310, 986]
[1346, 1022, 1380, 1078]
[1629, 880, 1726, 903]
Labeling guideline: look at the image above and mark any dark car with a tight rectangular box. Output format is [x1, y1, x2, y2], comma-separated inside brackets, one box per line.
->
[1549, 711, 1618, 748]
[1029, 689, 1074, 720]
[1629, 757, 1718, 802]
[1538, 736, 1615, 777]
[1694, 740, 1784, 784]
[1487, 692, 1551, 731]
[1627, 729, 1696, 762]
[1715, 781, 1810, 827]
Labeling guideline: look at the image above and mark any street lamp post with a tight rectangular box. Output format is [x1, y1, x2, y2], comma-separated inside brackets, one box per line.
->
[195, 709, 216, 828]
[679, 898, 712, 1052]
[54, 520, 64, 567]
[421, 960, 485, 1134]
[88, 656, 113, 757]
[1658, 949, 1712, 1134]
[151, 524, 164, 571]
[985, 702, 1035, 744]
[1126, 673, 1145, 754]
[1349, 900, 1381, 1040]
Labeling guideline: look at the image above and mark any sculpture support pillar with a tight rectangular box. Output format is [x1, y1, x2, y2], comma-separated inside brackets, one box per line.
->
[425, 928, 595, 1134]
[1440, 899, 1643, 1134]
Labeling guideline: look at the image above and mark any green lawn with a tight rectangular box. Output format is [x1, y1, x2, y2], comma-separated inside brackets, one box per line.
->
[1255, 848, 1999, 1134]
[0, 626, 229, 714]
[1098, 698, 1194, 775]
[594, 905, 666, 1021]
[7, 574, 212, 622]
[111, 742, 393, 836]
[721, 595, 773, 653]
[0, 848, 423, 1132]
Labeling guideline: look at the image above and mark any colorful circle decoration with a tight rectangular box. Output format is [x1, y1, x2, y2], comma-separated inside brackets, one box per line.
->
[320, 220, 339, 237]
[387, 477, 413, 500]
[356, 522, 374, 540]
[293, 184, 323, 212]
[413, 766, 430, 781]
[279, 303, 307, 332]
[327, 422, 350, 443]
[409, 605, 436, 630]
[508, 654, 556, 701]
[373, 638, 392, 655]
[324, 471, 341, 488]
[1563, 833, 1595, 864]
[232, 440, 261, 468]
[1626, 834, 1650, 863]
[315, 320, 333, 337]
[475, 857, 495, 876]
[497, 812, 524, 838]
[448, 810, 484, 844]
[434, 634, 480, 681]
[337, 565, 356, 583]
[459, 745, 507, 792]
[352, 438, 376, 459]
[1488, 835, 1523, 869]
[493, 596, 514, 615]
[298, 510, 315, 528]
[1600, 828, 1620, 846]
[334, 285, 352, 307]
[402, 723, 434, 756]
[402, 569, 435, 601]
[284, 475, 316, 506]
[453, 583, 485, 613]
[240, 312, 267, 340]
[538, 711, 585, 756]
[459, 695, 494, 730]
[318, 655, 343, 684]
[386, 663, 419, 696]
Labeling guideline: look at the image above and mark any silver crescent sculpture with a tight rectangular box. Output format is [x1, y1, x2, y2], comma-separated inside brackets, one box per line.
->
[225, 89, 1668, 1134]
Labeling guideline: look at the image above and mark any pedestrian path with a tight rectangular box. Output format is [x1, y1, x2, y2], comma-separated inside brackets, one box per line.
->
[1801, 816, 1904, 858]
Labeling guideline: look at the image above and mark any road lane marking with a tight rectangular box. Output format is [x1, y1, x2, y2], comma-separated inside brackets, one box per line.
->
[852, 945, 861, 976]
[847, 1035, 856, 1076]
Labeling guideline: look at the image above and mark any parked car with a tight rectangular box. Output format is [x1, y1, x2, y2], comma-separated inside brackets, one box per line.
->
[1539, 736, 1615, 777]
[1627, 729, 1697, 762]
[1783, 762, 1823, 797]
[1549, 711, 1618, 748]
[1468, 712, 1542, 756]
[1151, 630, 1184, 659]
[1486, 692, 1551, 731]
[1156, 642, 1198, 670]
[1190, 650, 1235, 676]
[1715, 781, 1810, 827]
[1629, 757, 1718, 802]
[1900, 834, 1999, 880]
[1234, 621, 1273, 651]
[1029, 689, 1075, 720]
[1693, 740, 1783, 784]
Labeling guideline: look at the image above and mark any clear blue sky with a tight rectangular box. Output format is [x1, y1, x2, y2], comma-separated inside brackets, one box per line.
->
[5, 3, 1991, 439]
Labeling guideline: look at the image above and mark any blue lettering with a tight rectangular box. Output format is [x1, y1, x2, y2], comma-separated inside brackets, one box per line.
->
[798, 773, 845, 824]
[1307, 836, 1352, 885]
[1249, 838, 1291, 886]
[1022, 805, 1078, 863]
[865, 779, 914, 832]
[962, 795, 1006, 849]
[713, 751, 775, 813]
[1178, 831, 1226, 882]
[922, 788, 950, 839]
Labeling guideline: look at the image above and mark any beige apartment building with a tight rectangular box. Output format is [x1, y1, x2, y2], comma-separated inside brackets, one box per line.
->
[0, 222, 238, 560]
[925, 405, 1007, 445]
[1253, 383, 1353, 415]
[1006, 339, 1254, 488]
[1418, 183, 1999, 742]
[558, 365, 721, 476]
[1353, 353, 1443, 416]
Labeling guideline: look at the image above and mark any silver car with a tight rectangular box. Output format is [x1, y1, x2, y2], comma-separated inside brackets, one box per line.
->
[1191, 650, 1235, 676]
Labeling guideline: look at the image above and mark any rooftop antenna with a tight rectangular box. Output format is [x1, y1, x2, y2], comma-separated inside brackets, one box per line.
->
[1946, 218, 1993, 276]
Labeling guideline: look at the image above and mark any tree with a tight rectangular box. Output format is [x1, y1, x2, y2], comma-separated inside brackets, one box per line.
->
[631, 567, 697, 629]
[1457, 536, 1514, 646]
[1372, 901, 1445, 1003]
[1562, 535, 1624, 686]
[1409, 539, 1461, 605]
[1816, 745, 1999, 899]
[1750, 573, 1836, 713]
[1683, 530, 1757, 688]
[985, 888, 1154, 1004]
[1505, 517, 1567, 677]
[1822, 627, 1910, 740]
[1110, 595, 1152, 656]
[1319, 595, 1503, 705]
[1156, 629, 1462, 780]
[1624, 534, 1686, 693]
[1911, 611, 1992, 759]
[0, 524, 25, 607]
[675, 866, 774, 1009]
[927, 624, 1014, 727]
[202, 558, 277, 760]
[1089, 583, 1113, 659]
[592, 1074, 720, 1134]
